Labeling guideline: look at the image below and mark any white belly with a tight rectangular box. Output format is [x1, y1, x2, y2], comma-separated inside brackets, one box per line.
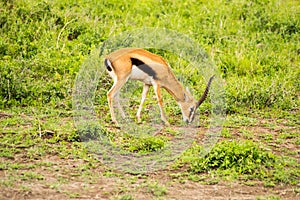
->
[130, 65, 154, 85]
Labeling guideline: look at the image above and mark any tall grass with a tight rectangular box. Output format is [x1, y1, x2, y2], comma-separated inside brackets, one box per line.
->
[0, 0, 299, 112]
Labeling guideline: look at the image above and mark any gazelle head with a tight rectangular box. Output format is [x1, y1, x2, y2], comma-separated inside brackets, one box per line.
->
[179, 75, 215, 124]
[179, 90, 197, 123]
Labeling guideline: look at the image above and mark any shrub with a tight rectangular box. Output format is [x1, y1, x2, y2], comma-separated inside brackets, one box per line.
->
[189, 140, 299, 184]
[190, 140, 276, 174]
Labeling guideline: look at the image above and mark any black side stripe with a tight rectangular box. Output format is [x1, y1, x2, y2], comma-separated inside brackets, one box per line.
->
[131, 57, 145, 67]
[130, 57, 158, 79]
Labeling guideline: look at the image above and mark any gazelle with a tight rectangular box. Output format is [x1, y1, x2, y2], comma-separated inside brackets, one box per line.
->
[104, 48, 214, 126]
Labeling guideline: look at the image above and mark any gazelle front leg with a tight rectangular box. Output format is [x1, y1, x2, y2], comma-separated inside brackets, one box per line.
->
[107, 77, 129, 125]
[136, 83, 150, 123]
[153, 83, 170, 126]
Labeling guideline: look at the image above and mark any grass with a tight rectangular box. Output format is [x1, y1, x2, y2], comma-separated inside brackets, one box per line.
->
[0, 0, 300, 199]
[1, 0, 299, 110]
[1, 107, 299, 198]
[145, 181, 167, 197]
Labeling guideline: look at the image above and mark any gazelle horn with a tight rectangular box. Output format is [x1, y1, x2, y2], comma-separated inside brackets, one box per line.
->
[196, 75, 215, 109]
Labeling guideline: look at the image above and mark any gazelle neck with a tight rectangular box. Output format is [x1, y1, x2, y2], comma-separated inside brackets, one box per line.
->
[160, 76, 193, 103]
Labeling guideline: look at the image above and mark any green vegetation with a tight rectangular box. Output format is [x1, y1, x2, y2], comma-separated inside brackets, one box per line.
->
[184, 140, 299, 185]
[0, 0, 299, 199]
[0, 0, 299, 110]
[190, 140, 277, 174]
[120, 134, 167, 153]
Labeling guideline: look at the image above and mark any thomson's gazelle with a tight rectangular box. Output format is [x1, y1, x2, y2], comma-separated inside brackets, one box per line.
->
[104, 48, 214, 126]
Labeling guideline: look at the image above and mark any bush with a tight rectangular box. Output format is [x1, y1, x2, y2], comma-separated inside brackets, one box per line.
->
[189, 140, 299, 184]
[190, 140, 276, 174]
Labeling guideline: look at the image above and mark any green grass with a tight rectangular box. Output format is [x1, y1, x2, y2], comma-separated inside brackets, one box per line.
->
[0, 0, 299, 111]
[121, 134, 167, 154]
[0, 0, 299, 199]
[145, 181, 167, 197]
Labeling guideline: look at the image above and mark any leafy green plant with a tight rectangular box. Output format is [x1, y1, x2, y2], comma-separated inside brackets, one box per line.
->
[120, 134, 167, 154]
[188, 140, 299, 184]
[190, 140, 276, 174]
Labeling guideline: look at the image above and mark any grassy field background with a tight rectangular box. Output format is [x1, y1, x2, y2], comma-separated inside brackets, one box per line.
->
[0, 0, 299, 199]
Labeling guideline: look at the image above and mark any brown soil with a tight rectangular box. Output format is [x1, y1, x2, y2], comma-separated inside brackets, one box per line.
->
[0, 118, 299, 200]
[0, 161, 298, 200]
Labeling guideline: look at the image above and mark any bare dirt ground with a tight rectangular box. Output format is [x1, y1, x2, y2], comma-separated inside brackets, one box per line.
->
[0, 115, 299, 200]
[0, 161, 298, 200]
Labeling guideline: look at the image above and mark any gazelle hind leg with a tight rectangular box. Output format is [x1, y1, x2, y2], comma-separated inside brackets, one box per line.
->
[115, 91, 126, 119]
[153, 83, 170, 126]
[136, 84, 150, 123]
